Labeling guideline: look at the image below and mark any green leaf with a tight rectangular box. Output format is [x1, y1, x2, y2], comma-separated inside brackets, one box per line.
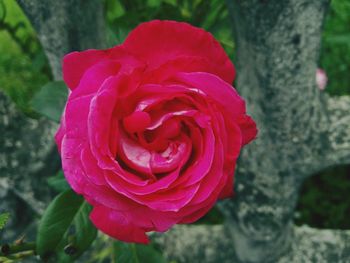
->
[57, 202, 97, 262]
[107, 26, 130, 46]
[113, 241, 167, 263]
[134, 244, 167, 263]
[47, 171, 70, 192]
[195, 205, 224, 225]
[31, 81, 68, 122]
[37, 190, 97, 262]
[0, 213, 10, 230]
[106, 0, 125, 21]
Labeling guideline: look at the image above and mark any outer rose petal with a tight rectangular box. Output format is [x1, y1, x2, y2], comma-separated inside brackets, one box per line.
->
[61, 136, 88, 194]
[63, 49, 108, 90]
[236, 115, 258, 146]
[123, 20, 235, 83]
[174, 72, 245, 118]
[55, 114, 66, 153]
[218, 163, 235, 199]
[90, 205, 149, 244]
[63, 47, 143, 91]
[142, 56, 230, 85]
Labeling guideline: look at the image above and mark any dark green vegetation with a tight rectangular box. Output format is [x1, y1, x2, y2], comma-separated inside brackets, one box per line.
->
[0, 0, 349, 241]
[0, 0, 50, 114]
[36, 190, 97, 262]
[320, 0, 350, 96]
[296, 165, 350, 229]
[296, 0, 350, 229]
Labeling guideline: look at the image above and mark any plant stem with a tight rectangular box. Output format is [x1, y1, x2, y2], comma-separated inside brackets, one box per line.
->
[0, 242, 36, 256]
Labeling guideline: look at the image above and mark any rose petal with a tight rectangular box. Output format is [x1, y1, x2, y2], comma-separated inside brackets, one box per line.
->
[174, 72, 245, 118]
[236, 114, 258, 146]
[123, 20, 235, 83]
[142, 56, 232, 84]
[90, 205, 149, 244]
[63, 47, 143, 91]
[63, 49, 109, 90]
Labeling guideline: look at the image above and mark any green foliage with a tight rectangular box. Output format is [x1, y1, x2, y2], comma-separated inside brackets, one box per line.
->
[113, 241, 167, 263]
[0, 212, 10, 230]
[296, 165, 350, 229]
[37, 190, 97, 262]
[105, 0, 235, 58]
[47, 171, 70, 193]
[0, 32, 49, 114]
[320, 0, 350, 95]
[0, 0, 50, 114]
[31, 81, 68, 122]
[0, 0, 40, 55]
[195, 206, 224, 225]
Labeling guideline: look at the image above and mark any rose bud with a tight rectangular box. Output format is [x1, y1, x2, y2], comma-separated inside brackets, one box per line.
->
[316, 68, 328, 91]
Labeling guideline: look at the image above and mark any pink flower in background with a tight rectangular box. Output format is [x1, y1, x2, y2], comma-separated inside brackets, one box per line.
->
[55, 20, 257, 244]
[316, 68, 328, 90]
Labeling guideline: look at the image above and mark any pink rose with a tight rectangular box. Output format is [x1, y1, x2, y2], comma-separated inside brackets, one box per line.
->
[55, 20, 257, 244]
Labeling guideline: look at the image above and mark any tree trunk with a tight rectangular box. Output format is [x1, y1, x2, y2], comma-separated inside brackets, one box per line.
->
[16, 0, 107, 80]
[155, 1, 350, 262]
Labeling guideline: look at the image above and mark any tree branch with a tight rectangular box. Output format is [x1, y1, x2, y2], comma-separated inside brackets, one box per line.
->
[278, 225, 350, 262]
[302, 94, 350, 175]
[0, 242, 36, 256]
[154, 224, 350, 263]
[324, 95, 350, 166]
[153, 224, 235, 263]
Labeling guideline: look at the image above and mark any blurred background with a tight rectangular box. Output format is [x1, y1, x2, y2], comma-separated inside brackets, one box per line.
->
[0, 0, 349, 232]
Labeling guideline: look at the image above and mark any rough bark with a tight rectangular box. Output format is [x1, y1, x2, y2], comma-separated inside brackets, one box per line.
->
[155, 224, 350, 263]
[155, 0, 350, 262]
[318, 95, 350, 170]
[0, 91, 58, 242]
[0, 0, 106, 242]
[16, 0, 107, 80]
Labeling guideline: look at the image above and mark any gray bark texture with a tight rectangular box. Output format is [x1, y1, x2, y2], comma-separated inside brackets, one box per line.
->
[0, 0, 106, 242]
[155, 0, 350, 262]
[16, 0, 107, 80]
[0, 91, 58, 242]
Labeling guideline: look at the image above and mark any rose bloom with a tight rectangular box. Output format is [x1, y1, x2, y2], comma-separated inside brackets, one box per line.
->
[56, 20, 257, 243]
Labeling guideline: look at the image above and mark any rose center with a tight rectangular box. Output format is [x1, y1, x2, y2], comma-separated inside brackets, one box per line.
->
[123, 111, 151, 133]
